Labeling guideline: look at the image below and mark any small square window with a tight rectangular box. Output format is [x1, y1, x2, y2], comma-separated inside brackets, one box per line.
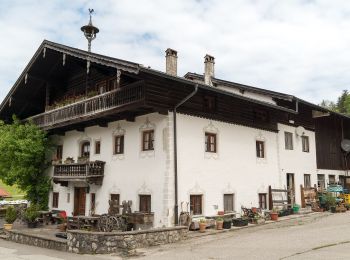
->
[114, 135, 124, 154]
[95, 141, 101, 154]
[205, 132, 217, 153]
[284, 132, 293, 150]
[302, 136, 309, 152]
[142, 130, 154, 151]
[256, 141, 265, 158]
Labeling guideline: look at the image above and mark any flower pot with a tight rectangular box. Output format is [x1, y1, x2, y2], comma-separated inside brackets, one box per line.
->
[217, 211, 225, 215]
[223, 220, 231, 229]
[216, 221, 223, 230]
[199, 222, 206, 233]
[251, 207, 258, 213]
[232, 218, 248, 227]
[330, 206, 336, 213]
[270, 212, 278, 221]
[27, 222, 38, 228]
[3, 223, 13, 230]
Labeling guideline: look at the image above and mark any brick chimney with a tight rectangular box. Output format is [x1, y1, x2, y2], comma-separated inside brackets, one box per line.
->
[165, 48, 178, 76]
[204, 54, 215, 86]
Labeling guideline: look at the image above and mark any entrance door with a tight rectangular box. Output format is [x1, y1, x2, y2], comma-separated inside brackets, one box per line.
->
[286, 173, 295, 206]
[74, 187, 86, 216]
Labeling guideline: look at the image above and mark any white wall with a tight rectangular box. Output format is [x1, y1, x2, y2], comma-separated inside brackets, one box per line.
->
[49, 113, 172, 227]
[176, 113, 280, 215]
[277, 123, 317, 205]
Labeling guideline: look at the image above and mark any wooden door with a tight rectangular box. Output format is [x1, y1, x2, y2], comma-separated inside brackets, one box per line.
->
[74, 187, 86, 216]
[190, 195, 202, 215]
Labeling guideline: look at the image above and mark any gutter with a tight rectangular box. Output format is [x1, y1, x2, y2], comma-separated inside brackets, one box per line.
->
[173, 84, 198, 225]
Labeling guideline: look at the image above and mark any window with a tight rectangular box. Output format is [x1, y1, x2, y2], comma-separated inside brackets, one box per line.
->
[302, 136, 309, 152]
[90, 193, 96, 214]
[205, 133, 217, 153]
[142, 130, 154, 151]
[190, 195, 203, 215]
[203, 95, 216, 112]
[95, 141, 101, 154]
[109, 194, 120, 214]
[258, 193, 267, 209]
[81, 141, 90, 157]
[284, 132, 293, 150]
[67, 193, 70, 203]
[304, 174, 311, 188]
[114, 135, 124, 154]
[329, 175, 336, 185]
[256, 141, 265, 158]
[224, 194, 234, 212]
[56, 145, 63, 160]
[317, 174, 325, 189]
[139, 195, 151, 213]
[52, 192, 59, 208]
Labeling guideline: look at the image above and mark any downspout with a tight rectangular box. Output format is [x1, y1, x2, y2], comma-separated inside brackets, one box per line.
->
[173, 84, 198, 225]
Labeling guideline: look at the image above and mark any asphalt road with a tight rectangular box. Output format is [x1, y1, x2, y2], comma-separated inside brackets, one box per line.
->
[0, 212, 350, 259]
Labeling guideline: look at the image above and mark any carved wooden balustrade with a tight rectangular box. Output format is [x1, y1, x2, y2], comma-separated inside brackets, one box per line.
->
[29, 81, 145, 129]
[53, 160, 105, 185]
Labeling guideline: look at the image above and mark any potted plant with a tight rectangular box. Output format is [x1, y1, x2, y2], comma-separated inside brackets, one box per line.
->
[223, 218, 232, 229]
[64, 157, 74, 164]
[324, 193, 336, 212]
[77, 156, 89, 163]
[4, 206, 17, 230]
[270, 208, 279, 221]
[216, 217, 224, 230]
[24, 204, 40, 228]
[199, 218, 206, 233]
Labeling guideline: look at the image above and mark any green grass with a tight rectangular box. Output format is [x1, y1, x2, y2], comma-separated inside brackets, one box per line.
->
[0, 180, 25, 200]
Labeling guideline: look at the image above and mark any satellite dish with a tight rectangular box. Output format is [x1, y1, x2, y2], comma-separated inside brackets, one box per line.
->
[341, 139, 350, 153]
[295, 126, 305, 136]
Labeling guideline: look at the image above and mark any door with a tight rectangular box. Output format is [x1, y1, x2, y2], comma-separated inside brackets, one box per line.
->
[74, 187, 86, 216]
[287, 173, 295, 206]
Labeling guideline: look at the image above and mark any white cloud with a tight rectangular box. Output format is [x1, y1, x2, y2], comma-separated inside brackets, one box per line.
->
[0, 0, 350, 104]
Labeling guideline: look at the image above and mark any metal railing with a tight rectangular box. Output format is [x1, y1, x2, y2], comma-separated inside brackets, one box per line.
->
[29, 81, 145, 128]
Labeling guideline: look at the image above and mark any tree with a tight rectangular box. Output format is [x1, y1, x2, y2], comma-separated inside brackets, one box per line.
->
[320, 90, 350, 115]
[0, 117, 52, 209]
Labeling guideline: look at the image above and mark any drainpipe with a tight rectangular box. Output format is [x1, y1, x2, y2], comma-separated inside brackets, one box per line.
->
[173, 84, 198, 225]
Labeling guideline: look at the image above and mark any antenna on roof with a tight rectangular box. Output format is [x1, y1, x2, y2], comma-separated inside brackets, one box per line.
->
[81, 8, 99, 52]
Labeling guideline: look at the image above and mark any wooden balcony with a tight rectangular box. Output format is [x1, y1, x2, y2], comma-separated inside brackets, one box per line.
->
[53, 160, 105, 185]
[28, 81, 145, 130]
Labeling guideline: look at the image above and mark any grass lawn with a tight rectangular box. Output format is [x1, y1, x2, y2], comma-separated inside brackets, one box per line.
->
[0, 180, 25, 200]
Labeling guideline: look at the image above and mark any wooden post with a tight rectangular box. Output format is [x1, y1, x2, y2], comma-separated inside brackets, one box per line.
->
[268, 185, 273, 210]
[45, 84, 50, 111]
[300, 184, 305, 208]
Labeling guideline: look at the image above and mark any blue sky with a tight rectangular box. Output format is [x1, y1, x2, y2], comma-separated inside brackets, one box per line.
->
[0, 0, 350, 104]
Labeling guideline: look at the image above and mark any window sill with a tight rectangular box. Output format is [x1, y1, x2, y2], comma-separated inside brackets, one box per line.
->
[140, 150, 155, 158]
[204, 152, 218, 159]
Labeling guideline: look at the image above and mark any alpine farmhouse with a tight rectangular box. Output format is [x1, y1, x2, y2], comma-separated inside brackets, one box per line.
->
[0, 40, 349, 227]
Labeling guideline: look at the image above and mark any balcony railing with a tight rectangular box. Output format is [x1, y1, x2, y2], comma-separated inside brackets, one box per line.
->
[53, 160, 105, 185]
[29, 81, 145, 129]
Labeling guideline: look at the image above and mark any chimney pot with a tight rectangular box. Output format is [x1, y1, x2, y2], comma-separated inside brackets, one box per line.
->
[165, 48, 178, 76]
[204, 54, 215, 86]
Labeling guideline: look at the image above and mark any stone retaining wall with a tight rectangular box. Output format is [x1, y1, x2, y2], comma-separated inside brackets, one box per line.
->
[67, 226, 188, 255]
[7, 230, 68, 251]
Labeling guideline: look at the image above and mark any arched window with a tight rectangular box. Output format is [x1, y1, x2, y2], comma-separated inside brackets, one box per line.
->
[81, 141, 90, 157]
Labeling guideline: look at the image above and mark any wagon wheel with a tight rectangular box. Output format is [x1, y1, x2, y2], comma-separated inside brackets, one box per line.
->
[97, 214, 109, 232]
[106, 216, 120, 231]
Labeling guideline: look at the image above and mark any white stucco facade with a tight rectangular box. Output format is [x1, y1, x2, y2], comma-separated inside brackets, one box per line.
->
[48, 111, 333, 227]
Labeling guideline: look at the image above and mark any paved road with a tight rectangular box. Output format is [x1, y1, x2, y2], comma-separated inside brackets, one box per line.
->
[0, 212, 350, 259]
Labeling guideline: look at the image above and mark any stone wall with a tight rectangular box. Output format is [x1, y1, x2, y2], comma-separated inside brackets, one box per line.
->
[67, 226, 188, 255]
[7, 230, 68, 251]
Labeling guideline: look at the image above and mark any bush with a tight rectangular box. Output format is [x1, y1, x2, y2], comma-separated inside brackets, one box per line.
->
[24, 203, 40, 223]
[5, 206, 17, 224]
[324, 193, 336, 209]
